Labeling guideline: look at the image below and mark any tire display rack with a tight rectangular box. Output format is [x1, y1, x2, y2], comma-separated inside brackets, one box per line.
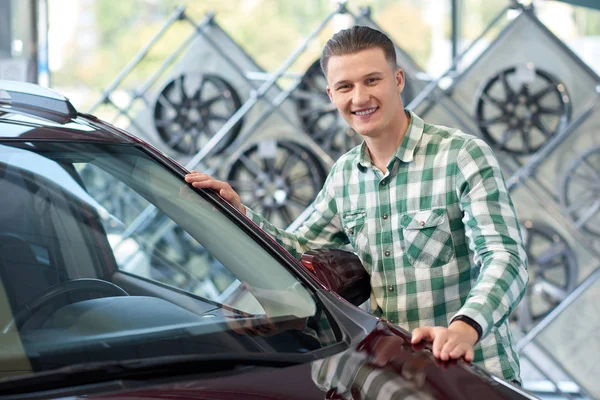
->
[404, 2, 600, 397]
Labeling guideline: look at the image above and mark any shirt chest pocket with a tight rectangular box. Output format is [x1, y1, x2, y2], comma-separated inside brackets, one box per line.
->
[400, 208, 454, 268]
[342, 211, 367, 250]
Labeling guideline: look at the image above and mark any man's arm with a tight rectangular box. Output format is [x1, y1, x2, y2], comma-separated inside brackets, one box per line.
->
[185, 170, 348, 259]
[411, 137, 528, 360]
[243, 182, 347, 259]
[451, 138, 529, 338]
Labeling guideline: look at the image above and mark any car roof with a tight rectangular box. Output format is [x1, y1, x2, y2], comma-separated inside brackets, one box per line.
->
[0, 80, 134, 144]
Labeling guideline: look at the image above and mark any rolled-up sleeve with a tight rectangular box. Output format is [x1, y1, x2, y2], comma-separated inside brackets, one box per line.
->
[452, 138, 528, 339]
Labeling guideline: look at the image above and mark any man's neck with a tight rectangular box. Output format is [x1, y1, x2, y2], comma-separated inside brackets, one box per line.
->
[365, 111, 411, 174]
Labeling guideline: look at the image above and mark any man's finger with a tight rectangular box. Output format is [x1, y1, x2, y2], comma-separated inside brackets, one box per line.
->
[184, 177, 208, 185]
[220, 189, 236, 201]
[184, 173, 211, 183]
[191, 179, 230, 192]
[411, 327, 434, 344]
[449, 343, 474, 362]
[431, 330, 447, 358]
[465, 347, 475, 363]
[440, 340, 458, 361]
[450, 343, 475, 362]
[184, 173, 219, 184]
[184, 172, 206, 180]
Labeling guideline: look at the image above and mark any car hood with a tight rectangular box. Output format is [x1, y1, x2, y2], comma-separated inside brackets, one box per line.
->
[84, 319, 532, 400]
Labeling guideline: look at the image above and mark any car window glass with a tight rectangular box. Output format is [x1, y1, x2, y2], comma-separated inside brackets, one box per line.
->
[0, 142, 317, 317]
[0, 142, 341, 382]
[78, 160, 280, 316]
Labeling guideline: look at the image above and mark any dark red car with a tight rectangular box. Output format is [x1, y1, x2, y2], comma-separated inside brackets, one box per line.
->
[0, 81, 536, 399]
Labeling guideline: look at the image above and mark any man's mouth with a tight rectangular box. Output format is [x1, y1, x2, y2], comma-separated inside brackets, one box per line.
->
[352, 107, 378, 116]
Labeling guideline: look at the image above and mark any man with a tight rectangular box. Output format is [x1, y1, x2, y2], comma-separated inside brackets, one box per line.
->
[185, 26, 528, 383]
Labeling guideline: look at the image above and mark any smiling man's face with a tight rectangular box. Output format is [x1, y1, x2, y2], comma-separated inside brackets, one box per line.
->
[326, 47, 405, 140]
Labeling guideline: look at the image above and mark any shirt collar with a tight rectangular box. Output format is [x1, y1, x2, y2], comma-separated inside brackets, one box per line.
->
[357, 110, 424, 171]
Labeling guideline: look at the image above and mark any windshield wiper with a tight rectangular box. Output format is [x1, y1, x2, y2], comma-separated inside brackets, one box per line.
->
[0, 352, 307, 396]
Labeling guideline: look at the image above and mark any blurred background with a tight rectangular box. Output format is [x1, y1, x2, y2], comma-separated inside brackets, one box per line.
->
[3, 0, 600, 110]
[2, 1, 600, 398]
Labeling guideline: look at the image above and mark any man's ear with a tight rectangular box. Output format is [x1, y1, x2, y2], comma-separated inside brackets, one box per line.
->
[395, 68, 405, 94]
[326, 85, 333, 102]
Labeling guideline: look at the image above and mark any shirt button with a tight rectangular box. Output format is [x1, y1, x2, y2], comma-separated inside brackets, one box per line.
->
[385, 251, 390, 256]
[419, 220, 425, 226]
[388, 285, 394, 292]
[348, 228, 354, 235]
[382, 214, 388, 220]
[381, 180, 387, 186]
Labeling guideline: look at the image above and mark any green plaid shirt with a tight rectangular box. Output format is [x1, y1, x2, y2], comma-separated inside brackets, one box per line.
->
[245, 110, 528, 381]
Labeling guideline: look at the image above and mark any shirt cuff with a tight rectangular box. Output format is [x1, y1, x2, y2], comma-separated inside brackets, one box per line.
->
[451, 315, 483, 344]
[243, 205, 262, 225]
[453, 298, 494, 338]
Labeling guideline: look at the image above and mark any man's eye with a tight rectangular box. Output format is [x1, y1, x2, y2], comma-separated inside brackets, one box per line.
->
[367, 78, 380, 84]
[337, 85, 351, 91]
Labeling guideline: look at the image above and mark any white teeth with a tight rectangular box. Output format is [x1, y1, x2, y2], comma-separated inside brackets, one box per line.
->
[355, 108, 377, 116]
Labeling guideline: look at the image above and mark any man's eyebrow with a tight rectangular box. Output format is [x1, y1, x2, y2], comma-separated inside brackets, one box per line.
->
[333, 72, 383, 87]
[333, 79, 350, 88]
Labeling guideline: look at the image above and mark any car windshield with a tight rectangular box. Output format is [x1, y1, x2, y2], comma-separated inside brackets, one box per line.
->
[0, 141, 339, 380]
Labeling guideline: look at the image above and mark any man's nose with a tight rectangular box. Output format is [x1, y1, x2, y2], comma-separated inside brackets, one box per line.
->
[352, 85, 370, 106]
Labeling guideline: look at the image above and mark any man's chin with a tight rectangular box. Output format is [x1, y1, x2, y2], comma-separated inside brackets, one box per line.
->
[350, 119, 380, 136]
[352, 127, 375, 138]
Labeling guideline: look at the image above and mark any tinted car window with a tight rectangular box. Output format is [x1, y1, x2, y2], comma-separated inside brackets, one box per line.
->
[0, 141, 339, 378]
[78, 162, 244, 307]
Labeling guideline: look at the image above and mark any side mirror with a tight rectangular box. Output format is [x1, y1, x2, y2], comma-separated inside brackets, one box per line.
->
[301, 249, 370, 307]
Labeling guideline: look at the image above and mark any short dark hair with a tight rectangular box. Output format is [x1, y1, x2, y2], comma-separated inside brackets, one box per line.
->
[320, 25, 397, 77]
